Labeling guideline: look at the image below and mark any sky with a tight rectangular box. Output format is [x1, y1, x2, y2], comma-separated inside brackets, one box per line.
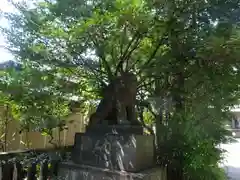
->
[0, 0, 20, 63]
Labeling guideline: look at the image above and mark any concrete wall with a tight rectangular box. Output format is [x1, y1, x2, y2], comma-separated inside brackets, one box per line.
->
[0, 107, 87, 151]
[228, 111, 240, 138]
[230, 111, 240, 129]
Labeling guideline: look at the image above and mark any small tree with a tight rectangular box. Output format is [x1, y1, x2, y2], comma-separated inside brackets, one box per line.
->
[0, 63, 73, 147]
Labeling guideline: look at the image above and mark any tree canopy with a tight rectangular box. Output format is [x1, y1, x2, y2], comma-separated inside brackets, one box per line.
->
[1, 0, 240, 179]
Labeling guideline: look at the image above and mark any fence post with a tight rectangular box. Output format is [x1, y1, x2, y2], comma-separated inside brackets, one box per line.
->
[2, 162, 14, 180]
[49, 160, 59, 178]
[0, 163, 2, 180]
[27, 162, 37, 180]
[15, 161, 24, 180]
[40, 160, 49, 180]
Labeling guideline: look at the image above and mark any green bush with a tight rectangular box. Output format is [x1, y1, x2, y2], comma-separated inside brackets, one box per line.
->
[156, 112, 231, 180]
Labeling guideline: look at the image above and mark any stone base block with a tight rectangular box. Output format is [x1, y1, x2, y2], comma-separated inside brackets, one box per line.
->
[72, 133, 154, 172]
[85, 125, 144, 135]
[57, 162, 167, 180]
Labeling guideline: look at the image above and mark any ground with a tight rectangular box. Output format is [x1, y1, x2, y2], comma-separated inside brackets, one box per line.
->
[221, 138, 240, 180]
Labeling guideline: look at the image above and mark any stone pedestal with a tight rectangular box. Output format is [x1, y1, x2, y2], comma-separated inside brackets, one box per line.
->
[85, 125, 144, 135]
[58, 162, 166, 180]
[57, 125, 166, 180]
[72, 132, 154, 172]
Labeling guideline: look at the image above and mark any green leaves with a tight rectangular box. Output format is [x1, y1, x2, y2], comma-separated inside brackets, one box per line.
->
[1, 0, 240, 179]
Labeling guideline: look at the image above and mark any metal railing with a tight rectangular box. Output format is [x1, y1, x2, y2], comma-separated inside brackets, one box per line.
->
[0, 146, 72, 180]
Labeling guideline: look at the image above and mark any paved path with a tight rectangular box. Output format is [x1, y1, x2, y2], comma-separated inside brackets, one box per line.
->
[221, 139, 240, 180]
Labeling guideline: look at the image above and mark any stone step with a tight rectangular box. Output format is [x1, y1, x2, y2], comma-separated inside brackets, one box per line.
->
[58, 162, 166, 180]
[85, 125, 144, 135]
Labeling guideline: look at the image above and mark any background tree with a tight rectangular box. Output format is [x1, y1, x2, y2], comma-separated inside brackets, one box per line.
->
[1, 0, 240, 179]
[0, 61, 72, 147]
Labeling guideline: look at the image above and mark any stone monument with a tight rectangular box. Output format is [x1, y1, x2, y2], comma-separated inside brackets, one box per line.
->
[57, 72, 166, 180]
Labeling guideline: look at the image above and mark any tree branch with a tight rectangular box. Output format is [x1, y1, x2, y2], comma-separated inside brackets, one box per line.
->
[115, 31, 140, 75]
[137, 105, 155, 135]
[144, 39, 163, 67]
[88, 32, 113, 81]
[124, 36, 143, 71]
[137, 79, 155, 90]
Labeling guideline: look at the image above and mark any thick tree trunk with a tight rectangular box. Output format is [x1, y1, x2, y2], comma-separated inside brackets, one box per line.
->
[168, 71, 185, 180]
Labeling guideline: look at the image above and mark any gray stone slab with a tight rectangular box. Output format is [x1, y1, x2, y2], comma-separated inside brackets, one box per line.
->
[85, 125, 144, 135]
[57, 162, 166, 180]
[72, 133, 154, 172]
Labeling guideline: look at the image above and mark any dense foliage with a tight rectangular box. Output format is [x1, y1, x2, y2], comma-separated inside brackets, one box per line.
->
[1, 0, 240, 179]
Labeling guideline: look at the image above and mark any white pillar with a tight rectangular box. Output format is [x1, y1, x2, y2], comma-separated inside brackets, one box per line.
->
[232, 118, 236, 129]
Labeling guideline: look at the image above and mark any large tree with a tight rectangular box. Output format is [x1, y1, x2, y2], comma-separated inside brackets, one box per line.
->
[1, 0, 240, 179]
